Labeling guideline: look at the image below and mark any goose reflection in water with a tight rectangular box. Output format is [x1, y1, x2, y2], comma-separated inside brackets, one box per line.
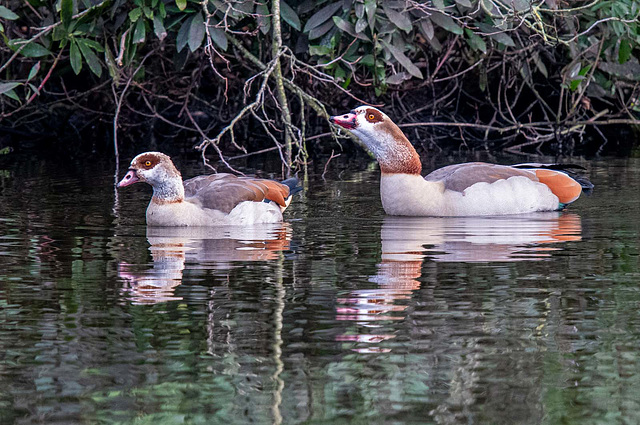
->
[117, 224, 291, 304]
[337, 212, 582, 353]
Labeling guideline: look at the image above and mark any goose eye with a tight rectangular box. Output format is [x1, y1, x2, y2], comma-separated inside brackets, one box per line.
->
[368, 114, 375, 120]
[144, 160, 152, 167]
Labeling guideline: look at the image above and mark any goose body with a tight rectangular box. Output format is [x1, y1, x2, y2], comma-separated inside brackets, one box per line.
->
[330, 107, 591, 217]
[117, 152, 299, 226]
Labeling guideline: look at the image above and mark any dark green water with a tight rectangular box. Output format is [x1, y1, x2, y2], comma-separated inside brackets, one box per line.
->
[1, 155, 640, 424]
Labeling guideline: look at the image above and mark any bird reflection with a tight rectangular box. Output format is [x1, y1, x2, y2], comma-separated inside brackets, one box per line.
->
[337, 213, 582, 352]
[117, 224, 291, 304]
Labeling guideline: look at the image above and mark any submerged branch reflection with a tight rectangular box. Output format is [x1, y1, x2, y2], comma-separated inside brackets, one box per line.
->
[117, 224, 291, 304]
[337, 213, 582, 352]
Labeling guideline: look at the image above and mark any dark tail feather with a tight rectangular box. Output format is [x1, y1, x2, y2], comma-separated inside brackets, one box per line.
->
[512, 162, 587, 171]
[512, 163, 594, 194]
[281, 177, 303, 196]
[574, 176, 594, 194]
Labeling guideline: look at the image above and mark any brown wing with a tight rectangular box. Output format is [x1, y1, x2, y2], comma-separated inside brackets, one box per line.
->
[183, 173, 290, 214]
[424, 162, 538, 192]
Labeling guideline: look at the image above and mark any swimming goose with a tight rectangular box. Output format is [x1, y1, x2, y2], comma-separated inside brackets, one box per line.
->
[117, 152, 300, 226]
[330, 106, 592, 216]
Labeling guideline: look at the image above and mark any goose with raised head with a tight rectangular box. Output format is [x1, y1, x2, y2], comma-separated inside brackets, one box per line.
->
[117, 152, 300, 226]
[330, 106, 592, 216]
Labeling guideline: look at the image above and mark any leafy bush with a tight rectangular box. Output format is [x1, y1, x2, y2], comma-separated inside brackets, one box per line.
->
[0, 0, 639, 159]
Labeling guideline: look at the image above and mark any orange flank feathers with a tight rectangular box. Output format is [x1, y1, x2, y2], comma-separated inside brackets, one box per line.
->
[255, 180, 289, 208]
[533, 169, 583, 204]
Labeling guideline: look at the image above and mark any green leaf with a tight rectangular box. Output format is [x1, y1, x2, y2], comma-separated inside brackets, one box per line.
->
[433, 0, 446, 10]
[0, 6, 19, 20]
[15, 41, 51, 58]
[381, 40, 423, 79]
[153, 15, 167, 40]
[619, 39, 632, 64]
[333, 16, 370, 41]
[256, 3, 270, 34]
[70, 40, 82, 74]
[129, 7, 142, 22]
[309, 45, 332, 56]
[426, 34, 442, 51]
[27, 82, 39, 98]
[455, 0, 473, 7]
[28, 62, 41, 80]
[143, 6, 153, 19]
[364, 0, 376, 31]
[133, 17, 146, 44]
[80, 39, 104, 52]
[233, 1, 253, 16]
[382, 5, 412, 33]
[176, 0, 187, 11]
[579, 64, 592, 77]
[420, 19, 434, 40]
[176, 16, 191, 52]
[77, 39, 102, 77]
[520, 61, 531, 81]
[386, 72, 409, 85]
[532, 52, 548, 78]
[303, 2, 342, 32]
[0, 82, 21, 95]
[104, 44, 118, 80]
[3, 89, 20, 102]
[188, 12, 205, 52]
[159, 1, 166, 18]
[479, 67, 487, 92]
[360, 54, 374, 66]
[569, 77, 584, 91]
[124, 32, 138, 66]
[308, 20, 334, 40]
[61, 0, 73, 28]
[568, 62, 581, 79]
[52, 26, 66, 41]
[280, 1, 301, 31]
[465, 28, 486, 53]
[430, 12, 463, 35]
[477, 23, 515, 47]
[480, 0, 501, 16]
[512, 0, 529, 12]
[208, 26, 227, 50]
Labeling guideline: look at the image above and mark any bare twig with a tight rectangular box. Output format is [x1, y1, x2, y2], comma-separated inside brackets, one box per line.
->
[322, 150, 341, 181]
[270, 0, 294, 175]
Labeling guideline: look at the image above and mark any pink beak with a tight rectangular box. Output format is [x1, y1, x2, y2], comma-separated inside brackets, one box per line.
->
[117, 169, 140, 188]
[330, 112, 357, 130]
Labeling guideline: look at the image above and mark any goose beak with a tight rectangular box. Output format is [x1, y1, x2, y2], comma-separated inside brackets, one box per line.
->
[117, 169, 140, 187]
[330, 112, 357, 130]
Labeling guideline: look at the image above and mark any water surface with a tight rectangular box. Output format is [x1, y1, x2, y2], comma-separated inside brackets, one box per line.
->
[1, 155, 640, 424]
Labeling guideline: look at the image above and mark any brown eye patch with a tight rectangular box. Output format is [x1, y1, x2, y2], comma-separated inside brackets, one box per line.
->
[364, 108, 383, 123]
[137, 154, 160, 170]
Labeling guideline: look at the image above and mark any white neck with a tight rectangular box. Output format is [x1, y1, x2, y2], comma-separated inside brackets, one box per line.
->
[358, 131, 397, 159]
[152, 177, 185, 203]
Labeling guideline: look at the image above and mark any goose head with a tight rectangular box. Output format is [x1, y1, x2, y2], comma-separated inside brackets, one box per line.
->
[118, 152, 185, 202]
[330, 106, 422, 175]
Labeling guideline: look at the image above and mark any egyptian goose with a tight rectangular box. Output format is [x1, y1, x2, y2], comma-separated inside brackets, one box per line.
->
[330, 106, 592, 216]
[117, 152, 300, 226]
